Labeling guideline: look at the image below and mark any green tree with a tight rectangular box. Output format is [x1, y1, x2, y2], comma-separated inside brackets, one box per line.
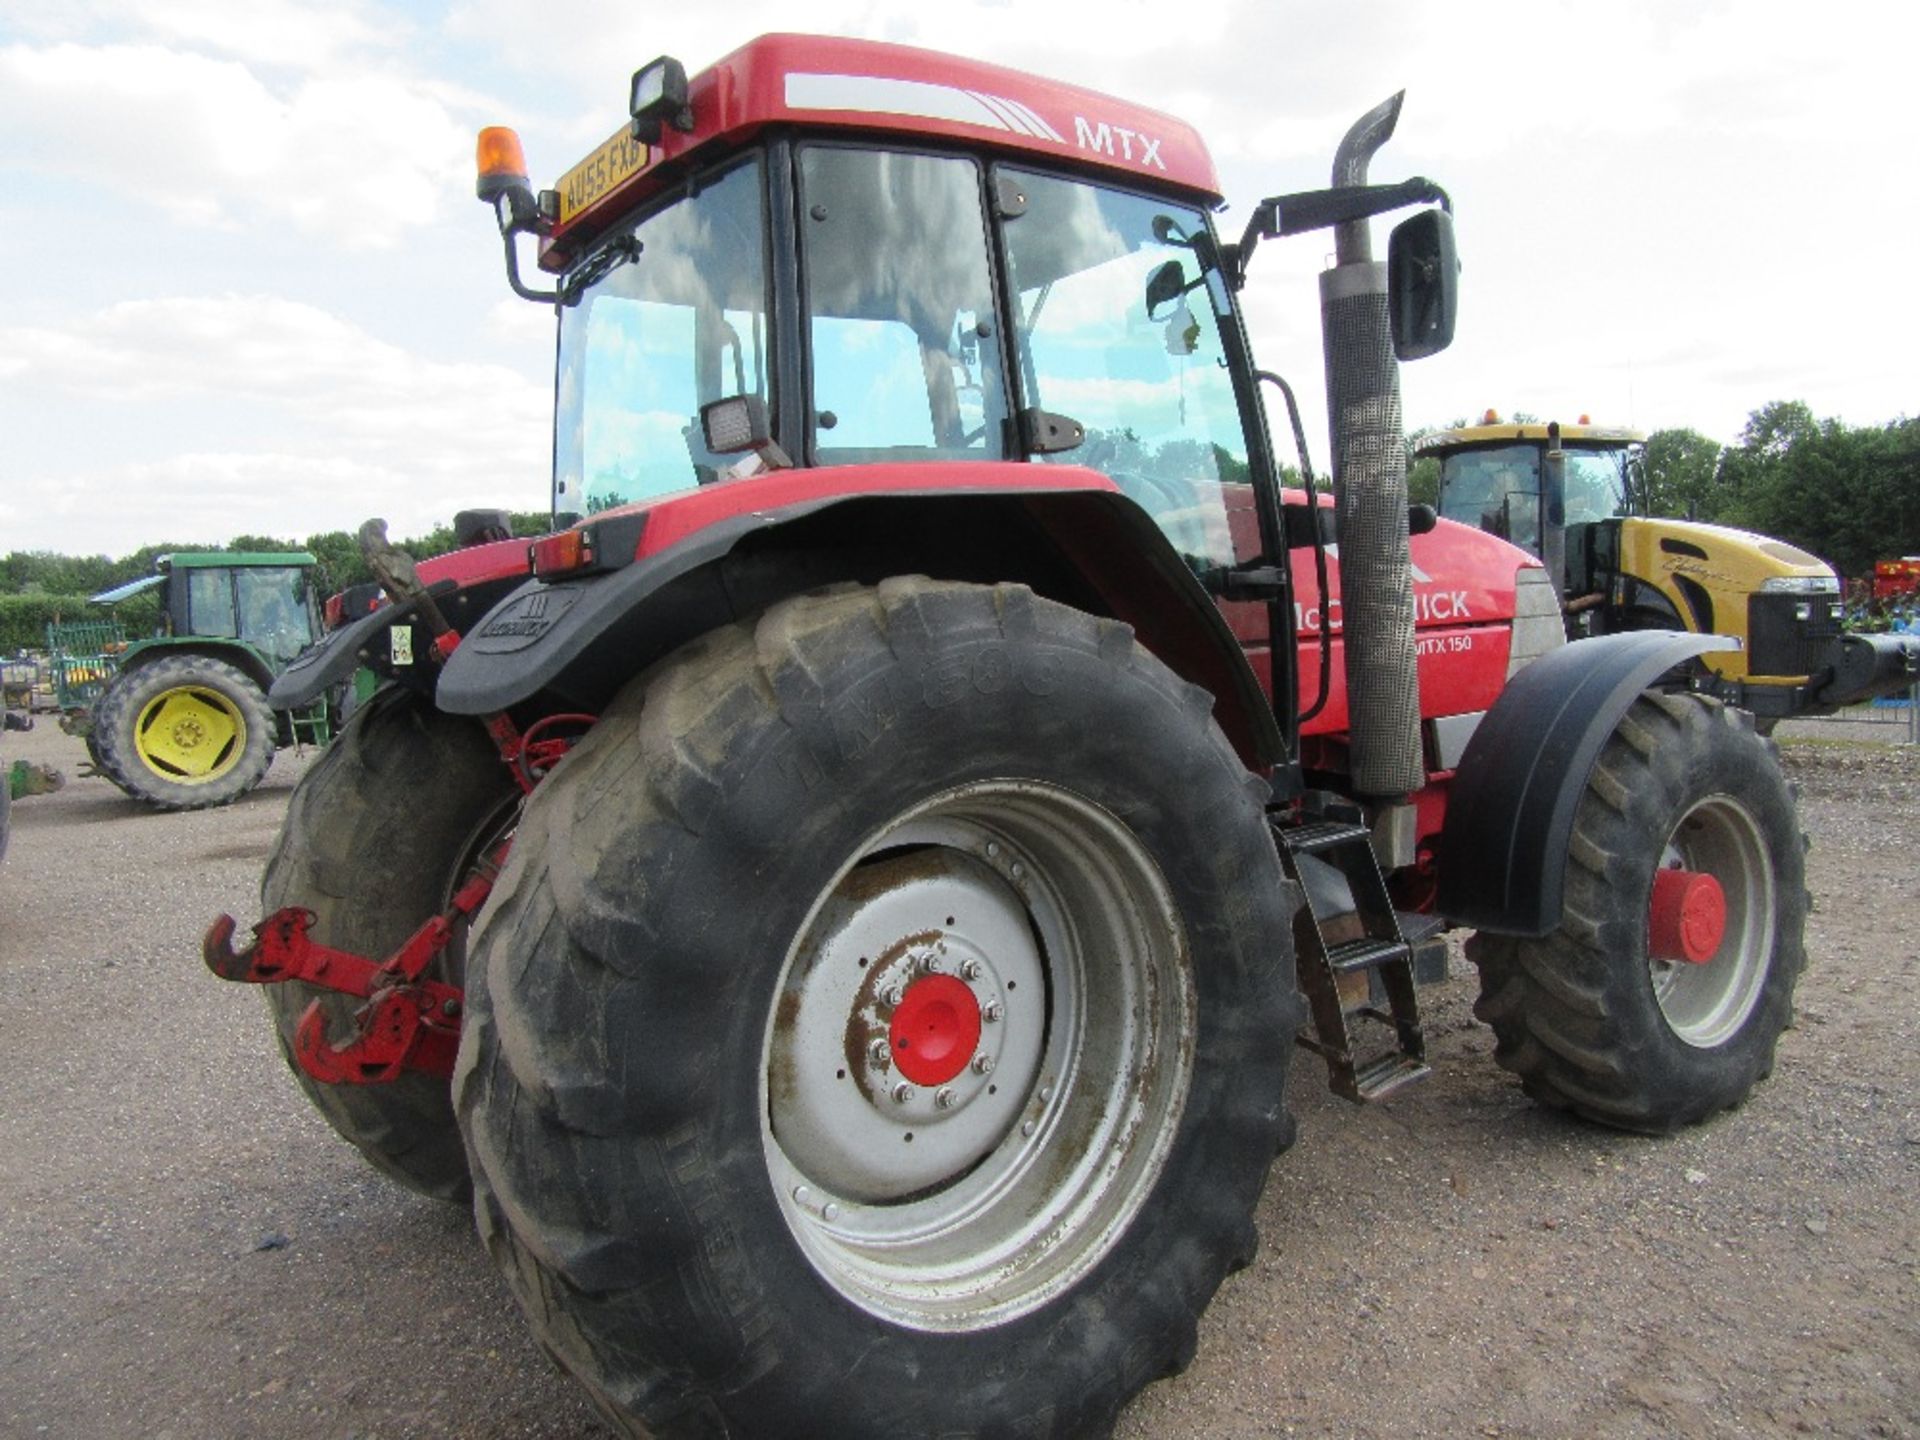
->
[1713, 402, 1920, 578]
[1641, 428, 1725, 519]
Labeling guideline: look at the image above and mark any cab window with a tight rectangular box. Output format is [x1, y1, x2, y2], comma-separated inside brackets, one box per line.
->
[798, 148, 1007, 463]
[554, 158, 770, 514]
[996, 168, 1255, 573]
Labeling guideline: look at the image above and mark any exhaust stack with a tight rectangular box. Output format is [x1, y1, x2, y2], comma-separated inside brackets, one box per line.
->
[1320, 93, 1425, 800]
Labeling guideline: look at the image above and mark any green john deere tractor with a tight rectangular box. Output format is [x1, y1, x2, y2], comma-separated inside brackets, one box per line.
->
[58, 552, 330, 810]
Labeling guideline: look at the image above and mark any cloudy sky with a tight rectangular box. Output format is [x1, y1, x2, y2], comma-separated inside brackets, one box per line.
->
[1, 1, 1913, 556]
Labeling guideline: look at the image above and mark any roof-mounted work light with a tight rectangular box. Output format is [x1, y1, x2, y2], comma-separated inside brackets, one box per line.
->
[630, 56, 694, 143]
[700, 395, 791, 478]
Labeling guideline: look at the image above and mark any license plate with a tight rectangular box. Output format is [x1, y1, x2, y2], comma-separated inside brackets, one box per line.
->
[557, 128, 651, 225]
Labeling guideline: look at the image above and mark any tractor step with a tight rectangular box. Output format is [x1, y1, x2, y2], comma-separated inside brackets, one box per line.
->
[1325, 936, 1409, 975]
[1281, 819, 1374, 855]
[1274, 800, 1430, 1104]
[1351, 1053, 1432, 1101]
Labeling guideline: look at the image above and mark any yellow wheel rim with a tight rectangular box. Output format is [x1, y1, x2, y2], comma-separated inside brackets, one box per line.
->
[134, 685, 246, 782]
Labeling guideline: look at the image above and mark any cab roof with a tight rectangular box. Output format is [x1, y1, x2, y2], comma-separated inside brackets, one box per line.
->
[542, 33, 1222, 269]
[1414, 421, 1646, 456]
[159, 551, 318, 569]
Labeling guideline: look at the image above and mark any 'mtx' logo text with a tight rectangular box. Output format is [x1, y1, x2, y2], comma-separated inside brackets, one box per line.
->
[1073, 116, 1166, 171]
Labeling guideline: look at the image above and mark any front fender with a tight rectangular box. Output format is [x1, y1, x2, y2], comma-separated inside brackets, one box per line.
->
[1436, 630, 1736, 935]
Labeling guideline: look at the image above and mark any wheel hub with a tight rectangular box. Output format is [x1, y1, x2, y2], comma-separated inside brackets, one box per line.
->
[888, 974, 982, 1086]
[1649, 866, 1726, 964]
[1647, 796, 1776, 1047]
[769, 847, 1044, 1202]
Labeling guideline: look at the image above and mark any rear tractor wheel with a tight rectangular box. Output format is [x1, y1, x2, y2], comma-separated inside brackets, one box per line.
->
[261, 686, 519, 1201]
[93, 654, 275, 810]
[1468, 692, 1806, 1132]
[457, 580, 1301, 1437]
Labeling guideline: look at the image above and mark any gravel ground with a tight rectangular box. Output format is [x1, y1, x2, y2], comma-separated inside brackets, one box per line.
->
[1, 723, 1914, 1439]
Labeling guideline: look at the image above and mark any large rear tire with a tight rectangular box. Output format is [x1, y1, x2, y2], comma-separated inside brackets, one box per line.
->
[94, 654, 275, 810]
[262, 685, 518, 1201]
[456, 580, 1300, 1437]
[1467, 692, 1806, 1132]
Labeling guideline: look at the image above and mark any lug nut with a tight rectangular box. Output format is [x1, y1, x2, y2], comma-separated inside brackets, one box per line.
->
[972, 1053, 994, 1076]
[868, 1038, 891, 1067]
[918, 952, 944, 976]
[935, 1087, 957, 1110]
[881, 984, 904, 1008]
[892, 1082, 913, 1105]
[792, 1186, 841, 1223]
[960, 959, 982, 981]
[982, 1000, 1003, 1023]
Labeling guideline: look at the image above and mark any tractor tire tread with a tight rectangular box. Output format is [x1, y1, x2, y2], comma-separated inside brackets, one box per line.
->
[457, 579, 1300, 1439]
[1466, 691, 1805, 1133]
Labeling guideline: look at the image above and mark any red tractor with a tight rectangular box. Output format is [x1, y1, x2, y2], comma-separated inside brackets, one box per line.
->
[207, 36, 1805, 1438]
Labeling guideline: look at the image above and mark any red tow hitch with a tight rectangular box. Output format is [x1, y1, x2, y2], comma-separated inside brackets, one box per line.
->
[202, 850, 504, 1083]
[1648, 866, 1726, 964]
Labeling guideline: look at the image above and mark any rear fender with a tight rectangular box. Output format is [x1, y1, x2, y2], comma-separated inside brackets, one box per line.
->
[1436, 630, 1735, 935]
[121, 639, 276, 696]
[435, 487, 1284, 769]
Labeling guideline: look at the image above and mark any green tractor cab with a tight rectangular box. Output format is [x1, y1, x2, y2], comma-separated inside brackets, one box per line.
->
[56, 551, 331, 810]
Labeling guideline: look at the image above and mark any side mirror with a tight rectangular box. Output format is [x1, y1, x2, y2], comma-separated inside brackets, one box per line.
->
[1387, 208, 1458, 361]
[1408, 503, 1438, 535]
[1145, 259, 1187, 319]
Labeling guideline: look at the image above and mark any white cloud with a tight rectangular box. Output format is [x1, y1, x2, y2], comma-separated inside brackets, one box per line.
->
[3, 295, 550, 552]
[0, 41, 468, 241]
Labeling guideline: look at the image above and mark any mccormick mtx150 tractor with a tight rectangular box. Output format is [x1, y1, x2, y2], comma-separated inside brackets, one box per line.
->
[206, 36, 1807, 1437]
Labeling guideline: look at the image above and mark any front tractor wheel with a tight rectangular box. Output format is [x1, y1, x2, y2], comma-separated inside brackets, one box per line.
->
[93, 654, 275, 809]
[456, 580, 1301, 1438]
[1468, 692, 1807, 1132]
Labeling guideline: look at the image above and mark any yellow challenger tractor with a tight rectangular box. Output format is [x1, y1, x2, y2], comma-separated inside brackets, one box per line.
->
[1420, 414, 1916, 723]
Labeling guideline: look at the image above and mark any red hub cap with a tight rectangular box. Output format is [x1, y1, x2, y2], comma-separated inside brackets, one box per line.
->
[889, 974, 983, 1086]
[1649, 867, 1727, 964]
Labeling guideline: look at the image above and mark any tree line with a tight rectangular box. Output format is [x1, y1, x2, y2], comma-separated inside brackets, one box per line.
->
[6, 397, 1915, 643]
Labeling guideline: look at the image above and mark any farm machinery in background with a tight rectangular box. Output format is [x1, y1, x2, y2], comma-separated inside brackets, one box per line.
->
[205, 36, 1813, 1438]
[50, 551, 332, 809]
[1421, 414, 1918, 726]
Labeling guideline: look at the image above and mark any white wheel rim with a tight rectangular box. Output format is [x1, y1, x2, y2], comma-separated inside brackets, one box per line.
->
[761, 780, 1194, 1332]
[1648, 794, 1775, 1048]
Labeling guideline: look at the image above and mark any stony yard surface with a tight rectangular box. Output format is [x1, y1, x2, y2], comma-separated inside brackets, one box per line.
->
[1, 723, 1914, 1439]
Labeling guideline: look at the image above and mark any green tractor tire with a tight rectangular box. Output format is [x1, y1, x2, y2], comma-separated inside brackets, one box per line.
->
[93, 653, 276, 811]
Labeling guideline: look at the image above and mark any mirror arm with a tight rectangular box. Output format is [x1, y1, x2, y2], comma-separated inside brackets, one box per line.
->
[1234, 178, 1451, 280]
[493, 192, 559, 305]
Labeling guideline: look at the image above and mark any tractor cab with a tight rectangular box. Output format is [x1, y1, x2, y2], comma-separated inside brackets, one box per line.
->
[1422, 414, 1644, 573]
[155, 552, 322, 663]
[537, 79, 1264, 595]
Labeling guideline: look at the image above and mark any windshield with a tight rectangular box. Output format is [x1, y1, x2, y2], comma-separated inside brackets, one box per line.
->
[236, 567, 316, 661]
[1563, 446, 1633, 524]
[553, 158, 769, 516]
[996, 170, 1254, 574]
[1437, 443, 1542, 551]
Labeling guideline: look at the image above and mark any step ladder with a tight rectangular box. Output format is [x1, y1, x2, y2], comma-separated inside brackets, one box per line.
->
[1274, 803, 1432, 1102]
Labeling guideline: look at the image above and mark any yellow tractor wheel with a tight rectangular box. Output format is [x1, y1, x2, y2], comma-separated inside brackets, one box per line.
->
[94, 654, 276, 810]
